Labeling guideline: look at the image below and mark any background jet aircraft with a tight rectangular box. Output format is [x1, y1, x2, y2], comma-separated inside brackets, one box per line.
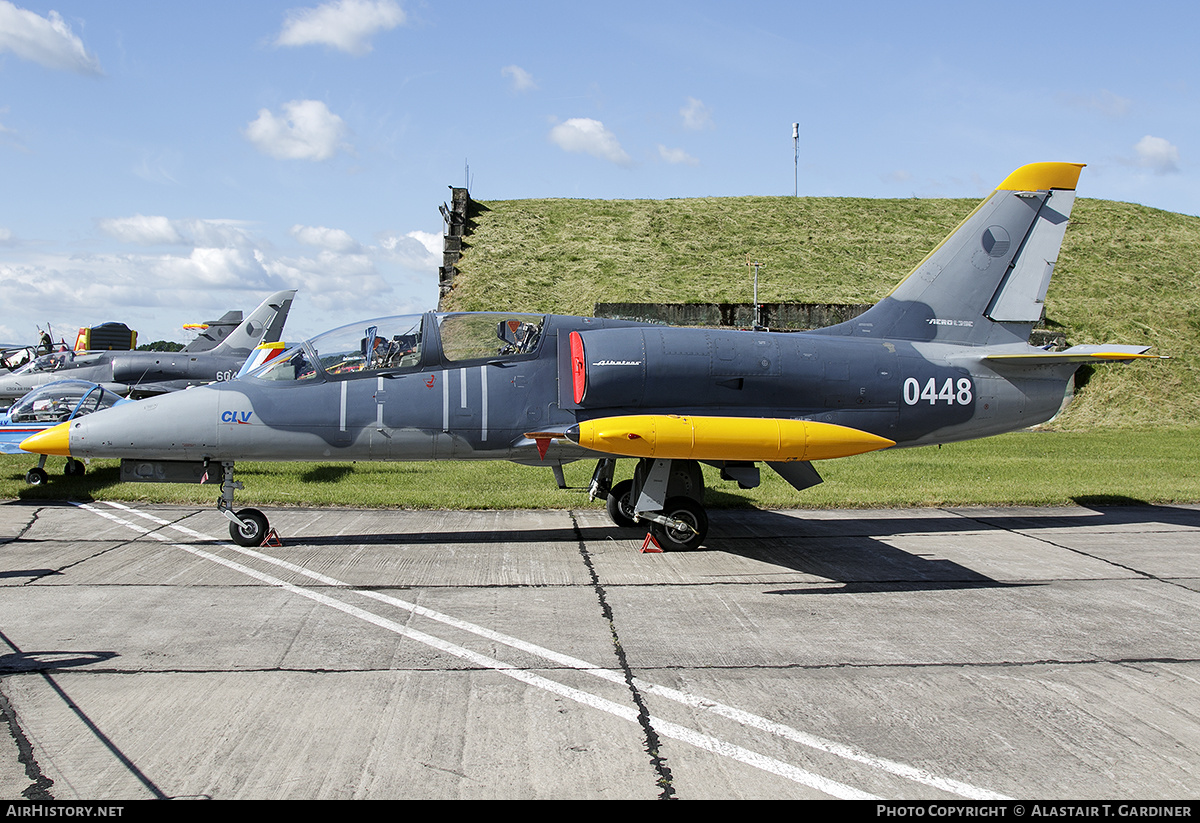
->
[0, 379, 130, 484]
[0, 290, 296, 406]
[21, 163, 1157, 549]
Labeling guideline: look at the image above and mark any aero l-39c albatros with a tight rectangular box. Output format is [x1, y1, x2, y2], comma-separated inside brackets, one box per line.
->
[0, 290, 296, 405]
[21, 162, 1159, 549]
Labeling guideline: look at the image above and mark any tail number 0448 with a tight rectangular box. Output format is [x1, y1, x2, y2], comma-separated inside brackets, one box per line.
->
[903, 377, 973, 406]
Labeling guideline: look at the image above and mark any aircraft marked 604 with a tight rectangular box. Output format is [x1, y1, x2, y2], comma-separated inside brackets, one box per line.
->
[0, 290, 295, 405]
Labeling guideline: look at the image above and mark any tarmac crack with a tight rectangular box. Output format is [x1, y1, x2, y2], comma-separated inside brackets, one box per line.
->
[569, 511, 676, 800]
[0, 679, 54, 800]
[0, 629, 169, 799]
[10, 506, 166, 585]
[2, 505, 42, 547]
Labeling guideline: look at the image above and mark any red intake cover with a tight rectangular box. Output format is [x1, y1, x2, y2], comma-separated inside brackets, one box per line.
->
[570, 331, 586, 404]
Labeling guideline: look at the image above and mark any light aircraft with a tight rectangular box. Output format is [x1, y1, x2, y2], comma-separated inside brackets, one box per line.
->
[20, 163, 1158, 549]
[0, 345, 36, 372]
[0, 380, 130, 484]
[0, 290, 296, 406]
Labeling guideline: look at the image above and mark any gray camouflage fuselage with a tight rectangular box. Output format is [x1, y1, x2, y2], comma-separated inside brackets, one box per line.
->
[21, 163, 1155, 549]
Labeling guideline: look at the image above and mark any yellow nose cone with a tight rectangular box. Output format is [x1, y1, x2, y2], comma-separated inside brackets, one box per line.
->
[20, 422, 72, 456]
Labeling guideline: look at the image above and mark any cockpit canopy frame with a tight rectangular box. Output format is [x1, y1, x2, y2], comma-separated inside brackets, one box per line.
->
[246, 312, 547, 383]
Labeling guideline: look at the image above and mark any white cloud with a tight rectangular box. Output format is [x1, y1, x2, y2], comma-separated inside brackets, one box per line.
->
[658, 144, 698, 166]
[291, 224, 362, 253]
[244, 100, 348, 161]
[549, 118, 632, 167]
[0, 2, 101, 74]
[98, 216, 258, 248]
[0, 213, 441, 341]
[378, 229, 441, 268]
[97, 215, 185, 246]
[262, 250, 391, 311]
[157, 247, 277, 289]
[276, 0, 405, 56]
[1134, 135, 1180, 174]
[501, 64, 536, 92]
[406, 230, 441, 257]
[680, 97, 713, 131]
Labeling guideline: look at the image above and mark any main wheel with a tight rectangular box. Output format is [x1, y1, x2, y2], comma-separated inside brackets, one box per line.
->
[63, 459, 85, 477]
[230, 508, 269, 547]
[25, 467, 48, 486]
[606, 478, 639, 528]
[650, 496, 709, 551]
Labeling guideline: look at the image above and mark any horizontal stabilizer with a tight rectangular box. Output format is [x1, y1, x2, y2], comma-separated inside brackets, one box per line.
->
[554, 415, 895, 462]
[985, 345, 1160, 365]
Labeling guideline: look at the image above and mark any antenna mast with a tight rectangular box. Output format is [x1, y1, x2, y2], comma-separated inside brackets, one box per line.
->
[792, 122, 799, 197]
[747, 255, 764, 330]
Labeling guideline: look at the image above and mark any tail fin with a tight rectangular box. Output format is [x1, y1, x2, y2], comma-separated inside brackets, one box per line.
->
[181, 310, 243, 352]
[814, 162, 1084, 346]
[210, 290, 296, 355]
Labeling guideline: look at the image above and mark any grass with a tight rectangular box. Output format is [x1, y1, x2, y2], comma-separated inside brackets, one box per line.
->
[5, 429, 1199, 511]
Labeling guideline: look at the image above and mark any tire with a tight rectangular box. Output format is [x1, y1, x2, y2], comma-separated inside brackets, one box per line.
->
[63, 459, 85, 477]
[650, 496, 709, 551]
[230, 508, 269, 547]
[606, 478, 639, 528]
[25, 468, 48, 487]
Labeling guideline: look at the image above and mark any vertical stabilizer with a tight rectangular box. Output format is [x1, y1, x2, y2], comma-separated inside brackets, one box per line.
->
[210, 290, 297, 355]
[813, 162, 1084, 346]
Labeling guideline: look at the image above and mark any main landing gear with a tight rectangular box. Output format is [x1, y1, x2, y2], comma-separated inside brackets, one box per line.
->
[589, 457, 710, 551]
[213, 461, 271, 547]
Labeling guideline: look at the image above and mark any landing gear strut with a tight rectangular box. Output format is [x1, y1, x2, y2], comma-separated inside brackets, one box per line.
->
[213, 461, 271, 547]
[22, 454, 85, 485]
[589, 457, 709, 550]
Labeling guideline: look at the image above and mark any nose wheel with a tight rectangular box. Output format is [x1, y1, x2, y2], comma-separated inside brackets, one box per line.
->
[229, 508, 269, 547]
[214, 460, 274, 547]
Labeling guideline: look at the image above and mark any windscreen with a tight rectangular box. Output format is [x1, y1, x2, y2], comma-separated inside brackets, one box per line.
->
[249, 315, 425, 382]
[7, 381, 124, 423]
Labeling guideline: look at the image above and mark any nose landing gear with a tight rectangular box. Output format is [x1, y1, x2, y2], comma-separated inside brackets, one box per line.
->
[213, 461, 273, 547]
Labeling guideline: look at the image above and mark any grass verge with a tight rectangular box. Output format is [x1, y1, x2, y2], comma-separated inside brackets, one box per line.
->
[4, 429, 1198, 512]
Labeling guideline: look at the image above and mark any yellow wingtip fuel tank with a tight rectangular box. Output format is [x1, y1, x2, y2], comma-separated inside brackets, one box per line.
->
[571, 415, 895, 462]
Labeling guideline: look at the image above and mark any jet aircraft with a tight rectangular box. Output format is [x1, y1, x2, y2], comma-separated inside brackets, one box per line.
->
[0, 290, 296, 405]
[21, 163, 1158, 549]
[0, 380, 130, 483]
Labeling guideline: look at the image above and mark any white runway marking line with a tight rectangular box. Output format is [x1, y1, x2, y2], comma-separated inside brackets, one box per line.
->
[87, 501, 1009, 800]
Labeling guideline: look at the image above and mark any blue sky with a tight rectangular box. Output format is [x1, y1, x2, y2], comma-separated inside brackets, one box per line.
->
[1, 0, 1195, 345]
